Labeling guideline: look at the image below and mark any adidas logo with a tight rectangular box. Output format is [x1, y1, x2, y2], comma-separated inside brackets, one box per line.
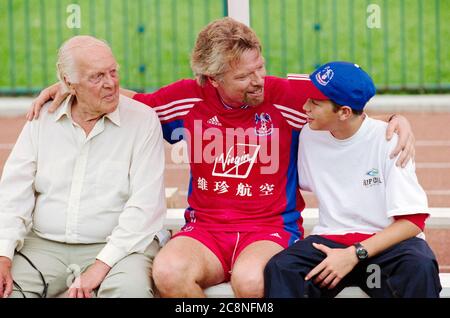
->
[270, 232, 281, 239]
[207, 115, 222, 126]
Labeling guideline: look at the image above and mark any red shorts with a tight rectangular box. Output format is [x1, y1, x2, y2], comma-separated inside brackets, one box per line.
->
[172, 223, 293, 282]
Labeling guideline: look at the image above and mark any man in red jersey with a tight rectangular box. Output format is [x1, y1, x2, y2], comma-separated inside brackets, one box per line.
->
[27, 18, 415, 298]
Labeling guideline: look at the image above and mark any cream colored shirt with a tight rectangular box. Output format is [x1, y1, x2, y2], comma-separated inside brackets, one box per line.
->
[0, 95, 166, 267]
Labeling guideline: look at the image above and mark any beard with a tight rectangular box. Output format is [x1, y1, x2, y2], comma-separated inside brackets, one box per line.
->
[244, 87, 264, 107]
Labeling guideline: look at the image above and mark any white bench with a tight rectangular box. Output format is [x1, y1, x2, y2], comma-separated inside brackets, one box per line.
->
[165, 207, 450, 298]
[164, 207, 450, 230]
[164, 187, 179, 208]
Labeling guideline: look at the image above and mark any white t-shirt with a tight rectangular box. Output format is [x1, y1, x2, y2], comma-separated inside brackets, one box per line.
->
[298, 116, 428, 236]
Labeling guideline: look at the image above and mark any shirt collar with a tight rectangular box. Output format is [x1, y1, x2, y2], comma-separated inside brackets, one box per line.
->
[219, 94, 249, 110]
[54, 94, 121, 127]
[104, 101, 121, 127]
[54, 95, 74, 122]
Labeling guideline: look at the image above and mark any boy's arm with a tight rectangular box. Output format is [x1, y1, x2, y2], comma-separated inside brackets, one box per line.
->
[357, 218, 422, 258]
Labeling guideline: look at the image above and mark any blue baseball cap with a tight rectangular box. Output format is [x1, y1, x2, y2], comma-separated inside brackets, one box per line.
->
[308, 61, 376, 111]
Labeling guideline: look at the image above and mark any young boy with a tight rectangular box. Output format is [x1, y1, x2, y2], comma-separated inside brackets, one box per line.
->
[264, 61, 441, 298]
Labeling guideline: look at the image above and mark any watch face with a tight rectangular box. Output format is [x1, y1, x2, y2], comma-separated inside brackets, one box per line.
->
[356, 247, 368, 260]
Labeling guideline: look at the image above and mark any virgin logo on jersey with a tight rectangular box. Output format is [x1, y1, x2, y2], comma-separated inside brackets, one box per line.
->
[212, 143, 260, 179]
[170, 120, 280, 174]
[255, 113, 273, 136]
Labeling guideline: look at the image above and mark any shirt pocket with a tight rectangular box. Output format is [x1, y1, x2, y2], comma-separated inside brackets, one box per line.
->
[95, 160, 130, 210]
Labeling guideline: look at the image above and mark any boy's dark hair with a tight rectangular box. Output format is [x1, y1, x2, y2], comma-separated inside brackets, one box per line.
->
[331, 101, 364, 115]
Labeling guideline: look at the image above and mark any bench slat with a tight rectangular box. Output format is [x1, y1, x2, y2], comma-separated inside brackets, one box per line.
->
[165, 208, 450, 230]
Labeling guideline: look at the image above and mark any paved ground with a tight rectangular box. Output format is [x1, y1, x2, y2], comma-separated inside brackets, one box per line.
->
[1, 110, 450, 271]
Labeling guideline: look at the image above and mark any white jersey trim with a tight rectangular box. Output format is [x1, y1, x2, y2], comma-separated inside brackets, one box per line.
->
[274, 104, 308, 129]
[274, 104, 308, 119]
[153, 98, 202, 112]
[286, 120, 304, 129]
[288, 73, 310, 81]
[156, 103, 195, 116]
[159, 110, 190, 122]
[280, 111, 307, 124]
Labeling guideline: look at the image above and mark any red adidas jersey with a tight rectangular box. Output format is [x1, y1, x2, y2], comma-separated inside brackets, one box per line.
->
[134, 76, 311, 242]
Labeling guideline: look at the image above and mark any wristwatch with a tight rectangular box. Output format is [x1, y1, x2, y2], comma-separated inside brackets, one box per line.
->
[353, 242, 369, 261]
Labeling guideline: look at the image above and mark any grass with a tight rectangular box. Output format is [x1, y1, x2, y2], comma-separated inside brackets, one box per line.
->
[0, 0, 449, 94]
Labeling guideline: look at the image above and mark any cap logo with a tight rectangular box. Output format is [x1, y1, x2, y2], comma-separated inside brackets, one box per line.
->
[315, 66, 334, 86]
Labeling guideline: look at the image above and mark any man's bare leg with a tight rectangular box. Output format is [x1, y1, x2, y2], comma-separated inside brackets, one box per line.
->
[152, 236, 224, 297]
[231, 241, 283, 298]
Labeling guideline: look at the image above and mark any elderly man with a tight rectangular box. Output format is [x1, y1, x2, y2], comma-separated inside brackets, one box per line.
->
[0, 36, 166, 298]
[27, 18, 415, 298]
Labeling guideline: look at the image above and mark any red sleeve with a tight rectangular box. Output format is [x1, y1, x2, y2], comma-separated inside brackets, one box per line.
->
[394, 213, 429, 231]
[132, 79, 202, 144]
[133, 79, 201, 109]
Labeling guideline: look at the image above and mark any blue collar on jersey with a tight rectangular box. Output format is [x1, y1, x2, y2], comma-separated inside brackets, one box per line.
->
[219, 95, 249, 110]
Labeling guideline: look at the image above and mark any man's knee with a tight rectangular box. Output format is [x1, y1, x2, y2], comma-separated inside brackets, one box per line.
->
[97, 262, 155, 298]
[97, 251, 156, 298]
[231, 267, 264, 298]
[97, 275, 154, 298]
[152, 252, 192, 293]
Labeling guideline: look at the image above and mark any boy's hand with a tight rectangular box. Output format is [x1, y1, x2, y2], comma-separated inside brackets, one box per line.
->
[305, 243, 359, 290]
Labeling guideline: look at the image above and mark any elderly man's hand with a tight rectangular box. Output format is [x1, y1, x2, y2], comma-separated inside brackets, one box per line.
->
[67, 259, 111, 298]
[0, 257, 13, 299]
[26, 82, 69, 121]
[385, 114, 415, 168]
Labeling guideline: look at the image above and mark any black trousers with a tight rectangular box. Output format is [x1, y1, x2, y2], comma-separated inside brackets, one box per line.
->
[264, 235, 442, 298]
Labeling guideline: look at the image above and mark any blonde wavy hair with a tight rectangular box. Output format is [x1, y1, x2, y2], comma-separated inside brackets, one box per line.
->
[191, 17, 262, 86]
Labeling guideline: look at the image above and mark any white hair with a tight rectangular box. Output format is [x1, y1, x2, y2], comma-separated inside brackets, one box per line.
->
[56, 35, 113, 91]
